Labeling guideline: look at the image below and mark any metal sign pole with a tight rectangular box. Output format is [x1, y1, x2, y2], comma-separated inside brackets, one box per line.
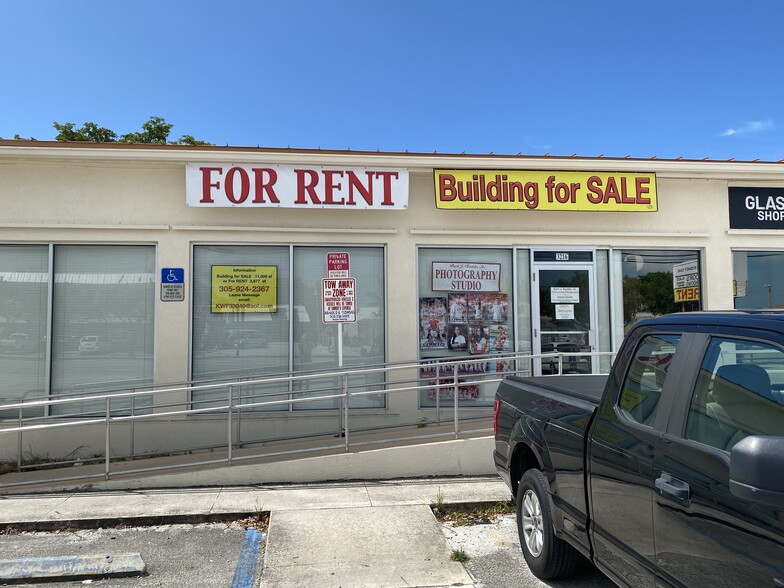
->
[338, 323, 344, 368]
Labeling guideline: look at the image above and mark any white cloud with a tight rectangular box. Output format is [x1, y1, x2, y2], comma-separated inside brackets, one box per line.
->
[721, 120, 774, 137]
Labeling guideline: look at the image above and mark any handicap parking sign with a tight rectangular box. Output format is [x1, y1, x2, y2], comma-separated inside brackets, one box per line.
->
[161, 268, 185, 301]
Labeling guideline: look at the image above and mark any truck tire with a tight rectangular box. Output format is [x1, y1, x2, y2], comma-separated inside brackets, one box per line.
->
[517, 469, 579, 580]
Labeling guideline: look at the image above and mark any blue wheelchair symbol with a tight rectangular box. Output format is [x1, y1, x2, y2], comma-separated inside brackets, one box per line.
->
[161, 268, 184, 284]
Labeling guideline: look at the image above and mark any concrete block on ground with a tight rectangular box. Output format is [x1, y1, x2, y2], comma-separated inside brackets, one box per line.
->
[0, 552, 146, 583]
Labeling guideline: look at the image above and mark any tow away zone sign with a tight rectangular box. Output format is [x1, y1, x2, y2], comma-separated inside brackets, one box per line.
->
[322, 278, 356, 323]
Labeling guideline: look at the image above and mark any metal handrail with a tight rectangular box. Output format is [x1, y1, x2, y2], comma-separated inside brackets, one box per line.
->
[0, 350, 615, 488]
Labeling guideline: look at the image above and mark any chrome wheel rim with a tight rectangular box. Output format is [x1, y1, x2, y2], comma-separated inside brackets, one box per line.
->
[522, 489, 544, 557]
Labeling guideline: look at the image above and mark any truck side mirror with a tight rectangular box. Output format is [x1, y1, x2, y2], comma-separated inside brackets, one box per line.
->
[729, 435, 784, 507]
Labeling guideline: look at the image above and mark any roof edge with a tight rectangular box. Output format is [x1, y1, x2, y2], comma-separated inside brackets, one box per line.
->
[1, 140, 783, 179]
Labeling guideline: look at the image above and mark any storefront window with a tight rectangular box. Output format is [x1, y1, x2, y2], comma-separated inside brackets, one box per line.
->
[192, 245, 291, 411]
[0, 245, 48, 417]
[50, 246, 155, 415]
[192, 245, 385, 411]
[0, 245, 156, 418]
[417, 248, 513, 408]
[615, 249, 702, 335]
[293, 246, 385, 410]
[733, 251, 784, 308]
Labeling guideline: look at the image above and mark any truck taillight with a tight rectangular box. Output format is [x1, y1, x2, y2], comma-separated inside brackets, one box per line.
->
[493, 398, 500, 436]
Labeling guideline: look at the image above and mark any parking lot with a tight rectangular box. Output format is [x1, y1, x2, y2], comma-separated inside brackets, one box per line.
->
[1, 514, 615, 587]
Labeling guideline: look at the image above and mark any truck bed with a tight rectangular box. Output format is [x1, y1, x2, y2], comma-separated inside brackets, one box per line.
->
[502, 374, 607, 406]
[494, 373, 609, 560]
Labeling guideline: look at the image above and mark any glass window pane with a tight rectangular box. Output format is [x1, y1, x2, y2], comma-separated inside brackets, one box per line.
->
[0, 245, 48, 418]
[686, 337, 784, 451]
[50, 245, 155, 415]
[417, 248, 513, 408]
[733, 251, 784, 308]
[192, 245, 291, 412]
[515, 249, 532, 358]
[620, 250, 701, 334]
[619, 334, 680, 427]
[596, 250, 613, 373]
[292, 246, 385, 410]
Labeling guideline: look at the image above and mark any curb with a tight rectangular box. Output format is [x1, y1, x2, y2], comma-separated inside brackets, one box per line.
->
[0, 498, 512, 533]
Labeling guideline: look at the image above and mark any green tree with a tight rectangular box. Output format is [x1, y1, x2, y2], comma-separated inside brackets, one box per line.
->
[622, 275, 643, 325]
[638, 271, 679, 316]
[174, 134, 213, 146]
[50, 117, 211, 145]
[53, 121, 117, 142]
[119, 116, 173, 144]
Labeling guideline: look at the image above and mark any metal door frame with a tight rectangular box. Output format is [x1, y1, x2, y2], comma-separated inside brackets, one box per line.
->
[531, 255, 598, 376]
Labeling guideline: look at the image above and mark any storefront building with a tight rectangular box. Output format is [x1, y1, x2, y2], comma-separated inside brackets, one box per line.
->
[1, 140, 783, 456]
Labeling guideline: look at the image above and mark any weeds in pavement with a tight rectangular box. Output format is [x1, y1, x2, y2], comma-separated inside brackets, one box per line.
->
[450, 549, 470, 563]
[433, 500, 515, 526]
[0, 448, 55, 475]
[236, 498, 269, 532]
[433, 487, 446, 516]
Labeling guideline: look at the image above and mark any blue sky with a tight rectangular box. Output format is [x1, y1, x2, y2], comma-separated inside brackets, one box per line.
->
[2, 1, 783, 161]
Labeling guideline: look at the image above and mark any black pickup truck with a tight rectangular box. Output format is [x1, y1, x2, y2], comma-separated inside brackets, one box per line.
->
[493, 312, 784, 588]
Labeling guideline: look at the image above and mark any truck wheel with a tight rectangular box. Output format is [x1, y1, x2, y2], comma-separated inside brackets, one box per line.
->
[517, 469, 579, 580]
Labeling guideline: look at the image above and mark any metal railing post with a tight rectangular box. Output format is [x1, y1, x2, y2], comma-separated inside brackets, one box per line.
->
[105, 397, 111, 479]
[236, 380, 243, 449]
[228, 385, 235, 465]
[17, 406, 23, 471]
[129, 392, 135, 460]
[453, 362, 459, 439]
[342, 373, 350, 452]
[435, 364, 441, 426]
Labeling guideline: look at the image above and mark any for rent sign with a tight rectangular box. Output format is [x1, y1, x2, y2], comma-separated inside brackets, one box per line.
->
[673, 260, 700, 302]
[211, 265, 277, 313]
[434, 170, 657, 211]
[187, 164, 408, 209]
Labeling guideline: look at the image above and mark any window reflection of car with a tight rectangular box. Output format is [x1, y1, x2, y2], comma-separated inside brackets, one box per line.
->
[229, 331, 267, 349]
[78, 336, 102, 353]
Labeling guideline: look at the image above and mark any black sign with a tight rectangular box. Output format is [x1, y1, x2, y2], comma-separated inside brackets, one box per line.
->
[729, 187, 784, 230]
[533, 251, 593, 262]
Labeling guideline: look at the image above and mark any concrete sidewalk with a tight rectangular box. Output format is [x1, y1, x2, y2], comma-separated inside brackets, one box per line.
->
[0, 476, 512, 588]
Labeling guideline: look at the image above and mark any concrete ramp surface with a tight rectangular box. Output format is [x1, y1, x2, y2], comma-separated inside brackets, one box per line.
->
[262, 504, 473, 588]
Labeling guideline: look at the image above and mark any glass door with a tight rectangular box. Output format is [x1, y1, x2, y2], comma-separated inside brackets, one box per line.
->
[533, 263, 597, 375]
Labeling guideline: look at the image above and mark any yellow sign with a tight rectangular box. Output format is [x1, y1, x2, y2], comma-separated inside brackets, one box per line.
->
[674, 287, 700, 302]
[211, 265, 277, 313]
[434, 170, 657, 211]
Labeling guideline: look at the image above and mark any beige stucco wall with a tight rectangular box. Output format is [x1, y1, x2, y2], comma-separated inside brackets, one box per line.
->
[2, 143, 784, 460]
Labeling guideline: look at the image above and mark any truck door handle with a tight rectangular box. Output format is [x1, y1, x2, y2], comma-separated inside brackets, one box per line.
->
[655, 473, 690, 505]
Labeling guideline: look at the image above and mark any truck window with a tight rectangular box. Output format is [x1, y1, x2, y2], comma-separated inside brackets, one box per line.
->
[619, 334, 681, 427]
[685, 337, 784, 451]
